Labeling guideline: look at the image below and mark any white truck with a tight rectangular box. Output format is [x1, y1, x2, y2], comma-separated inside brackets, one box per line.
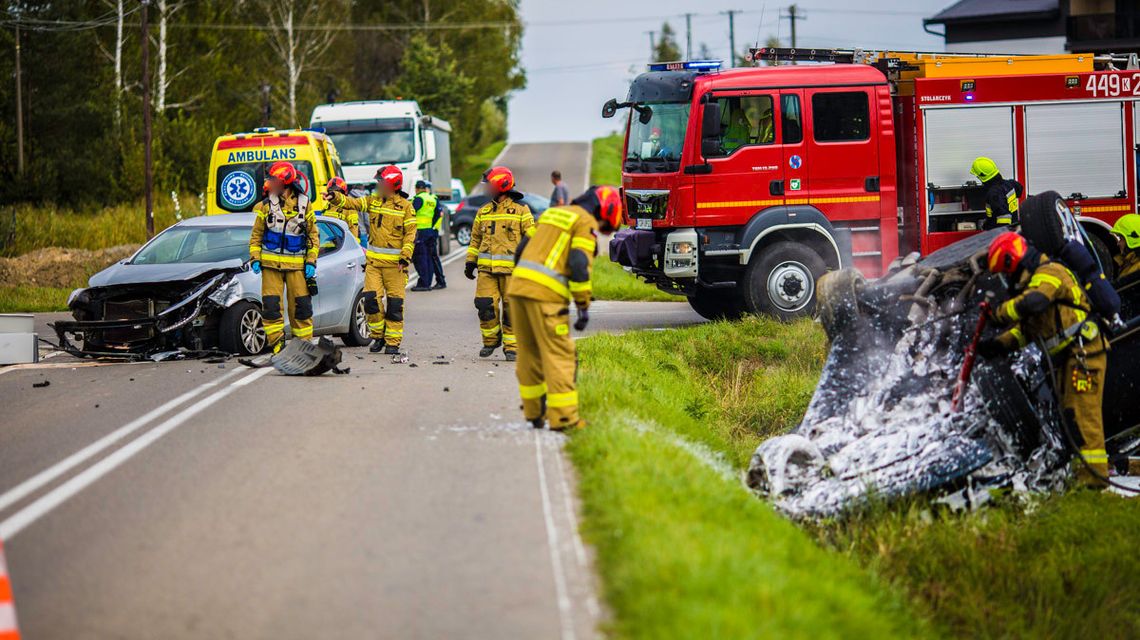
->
[309, 100, 452, 202]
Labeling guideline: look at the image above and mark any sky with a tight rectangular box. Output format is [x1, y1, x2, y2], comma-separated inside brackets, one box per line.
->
[508, 0, 955, 142]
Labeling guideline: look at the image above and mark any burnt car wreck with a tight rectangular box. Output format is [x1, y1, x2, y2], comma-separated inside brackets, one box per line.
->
[747, 228, 1140, 519]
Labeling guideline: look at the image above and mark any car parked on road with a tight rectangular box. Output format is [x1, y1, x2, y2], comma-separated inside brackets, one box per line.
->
[450, 192, 551, 246]
[54, 214, 369, 359]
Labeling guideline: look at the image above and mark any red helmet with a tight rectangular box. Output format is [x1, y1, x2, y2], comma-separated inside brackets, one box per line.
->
[266, 161, 297, 185]
[326, 176, 347, 193]
[483, 166, 515, 193]
[376, 165, 403, 191]
[988, 232, 1029, 274]
[595, 185, 622, 230]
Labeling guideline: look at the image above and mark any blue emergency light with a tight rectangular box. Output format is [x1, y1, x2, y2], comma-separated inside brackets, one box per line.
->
[648, 60, 722, 72]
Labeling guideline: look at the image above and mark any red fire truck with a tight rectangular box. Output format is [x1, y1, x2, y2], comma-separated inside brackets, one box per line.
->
[604, 50, 1140, 320]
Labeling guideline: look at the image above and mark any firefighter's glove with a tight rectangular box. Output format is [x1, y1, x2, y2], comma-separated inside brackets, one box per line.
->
[976, 338, 1006, 359]
[251, 260, 261, 275]
[464, 262, 477, 280]
[574, 307, 589, 331]
[304, 263, 316, 279]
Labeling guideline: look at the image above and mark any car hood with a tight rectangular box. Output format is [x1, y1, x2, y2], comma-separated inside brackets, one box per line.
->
[88, 258, 247, 287]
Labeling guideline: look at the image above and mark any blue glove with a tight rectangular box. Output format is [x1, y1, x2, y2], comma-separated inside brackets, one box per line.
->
[251, 260, 261, 274]
[305, 263, 316, 279]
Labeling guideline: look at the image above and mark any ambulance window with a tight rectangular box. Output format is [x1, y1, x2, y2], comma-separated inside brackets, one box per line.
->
[713, 95, 775, 154]
[781, 95, 803, 144]
[811, 91, 870, 142]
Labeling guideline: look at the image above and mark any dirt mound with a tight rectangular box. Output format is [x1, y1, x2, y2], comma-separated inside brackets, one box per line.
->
[0, 245, 139, 289]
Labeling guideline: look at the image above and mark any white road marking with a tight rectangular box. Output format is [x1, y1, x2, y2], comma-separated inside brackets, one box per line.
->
[535, 432, 576, 640]
[0, 367, 271, 539]
[552, 441, 602, 620]
[0, 366, 247, 515]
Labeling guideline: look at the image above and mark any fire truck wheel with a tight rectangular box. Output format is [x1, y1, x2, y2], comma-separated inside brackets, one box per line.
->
[687, 288, 744, 321]
[741, 241, 826, 320]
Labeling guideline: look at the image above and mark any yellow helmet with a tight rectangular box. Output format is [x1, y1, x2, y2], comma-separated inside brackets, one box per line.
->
[970, 157, 1001, 182]
[1112, 213, 1140, 250]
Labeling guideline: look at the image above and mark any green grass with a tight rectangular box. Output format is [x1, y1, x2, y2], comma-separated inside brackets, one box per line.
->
[456, 140, 507, 192]
[591, 133, 623, 185]
[0, 286, 70, 313]
[573, 318, 1140, 638]
[592, 259, 681, 303]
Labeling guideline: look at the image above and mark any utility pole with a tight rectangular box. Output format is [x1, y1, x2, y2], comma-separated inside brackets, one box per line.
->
[684, 13, 693, 59]
[141, 0, 154, 239]
[722, 10, 739, 67]
[646, 30, 656, 60]
[783, 4, 806, 49]
[14, 21, 23, 177]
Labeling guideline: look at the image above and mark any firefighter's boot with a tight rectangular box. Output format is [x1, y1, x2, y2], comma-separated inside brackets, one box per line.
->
[370, 339, 385, 353]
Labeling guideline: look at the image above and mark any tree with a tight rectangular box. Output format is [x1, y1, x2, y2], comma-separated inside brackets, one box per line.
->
[653, 21, 682, 63]
[259, 0, 341, 125]
[385, 33, 474, 126]
[697, 42, 714, 60]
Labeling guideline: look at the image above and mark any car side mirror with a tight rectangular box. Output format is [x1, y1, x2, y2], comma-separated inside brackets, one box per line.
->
[701, 139, 723, 158]
[602, 98, 618, 119]
[702, 103, 722, 138]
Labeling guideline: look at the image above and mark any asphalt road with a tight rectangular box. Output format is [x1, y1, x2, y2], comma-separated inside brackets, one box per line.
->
[479, 142, 592, 200]
[1, 149, 701, 638]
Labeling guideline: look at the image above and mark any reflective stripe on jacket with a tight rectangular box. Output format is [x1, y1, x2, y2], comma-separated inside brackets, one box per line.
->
[250, 190, 319, 271]
[994, 259, 1104, 356]
[506, 205, 598, 308]
[328, 191, 416, 265]
[466, 195, 535, 274]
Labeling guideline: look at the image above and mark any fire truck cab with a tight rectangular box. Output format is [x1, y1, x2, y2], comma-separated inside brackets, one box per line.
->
[606, 52, 1138, 320]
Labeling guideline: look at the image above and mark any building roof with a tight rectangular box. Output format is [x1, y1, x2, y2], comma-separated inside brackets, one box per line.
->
[925, 0, 1059, 25]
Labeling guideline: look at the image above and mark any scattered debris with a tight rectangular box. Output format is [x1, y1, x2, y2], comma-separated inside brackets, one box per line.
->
[443, 386, 450, 392]
[240, 338, 349, 376]
[392, 353, 409, 364]
[409, 363, 418, 368]
[32, 380, 50, 388]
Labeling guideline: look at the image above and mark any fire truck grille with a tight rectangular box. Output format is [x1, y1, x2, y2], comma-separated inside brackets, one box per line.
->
[625, 191, 668, 220]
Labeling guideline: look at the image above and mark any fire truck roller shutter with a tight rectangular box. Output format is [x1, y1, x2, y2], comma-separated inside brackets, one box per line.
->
[737, 205, 850, 270]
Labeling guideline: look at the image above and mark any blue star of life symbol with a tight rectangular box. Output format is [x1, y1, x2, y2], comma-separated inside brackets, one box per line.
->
[221, 171, 256, 208]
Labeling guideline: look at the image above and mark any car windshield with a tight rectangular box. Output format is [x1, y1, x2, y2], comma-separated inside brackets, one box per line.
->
[328, 130, 415, 166]
[625, 102, 690, 173]
[132, 226, 250, 265]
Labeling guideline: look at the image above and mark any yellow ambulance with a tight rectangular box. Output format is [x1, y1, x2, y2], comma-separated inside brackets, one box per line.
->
[206, 127, 345, 215]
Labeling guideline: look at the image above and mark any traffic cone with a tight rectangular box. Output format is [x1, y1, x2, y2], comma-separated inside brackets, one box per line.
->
[0, 539, 20, 640]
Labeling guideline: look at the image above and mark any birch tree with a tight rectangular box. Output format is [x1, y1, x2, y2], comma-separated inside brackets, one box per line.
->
[260, 0, 339, 125]
[94, 0, 126, 128]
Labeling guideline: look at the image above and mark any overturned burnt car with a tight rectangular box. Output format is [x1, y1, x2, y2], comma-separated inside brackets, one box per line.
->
[746, 221, 1140, 519]
[54, 214, 369, 359]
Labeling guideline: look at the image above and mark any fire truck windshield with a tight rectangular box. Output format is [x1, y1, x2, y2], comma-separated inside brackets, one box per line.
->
[625, 102, 690, 173]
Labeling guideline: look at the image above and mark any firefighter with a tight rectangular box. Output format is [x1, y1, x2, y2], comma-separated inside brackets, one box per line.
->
[464, 166, 534, 361]
[321, 177, 360, 240]
[324, 165, 416, 354]
[969, 157, 1024, 230]
[507, 185, 623, 431]
[410, 179, 444, 291]
[249, 161, 320, 353]
[978, 231, 1109, 487]
[1111, 213, 1140, 280]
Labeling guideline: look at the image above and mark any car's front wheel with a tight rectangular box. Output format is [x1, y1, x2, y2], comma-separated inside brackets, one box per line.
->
[340, 291, 370, 347]
[454, 223, 472, 246]
[219, 300, 267, 355]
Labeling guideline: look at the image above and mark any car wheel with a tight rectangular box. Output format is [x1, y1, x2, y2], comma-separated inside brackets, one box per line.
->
[340, 291, 370, 347]
[740, 241, 826, 321]
[686, 287, 744, 321]
[219, 301, 267, 355]
[1085, 231, 1114, 280]
[454, 223, 472, 246]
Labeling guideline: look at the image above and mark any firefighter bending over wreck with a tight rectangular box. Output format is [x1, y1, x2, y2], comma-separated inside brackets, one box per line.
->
[979, 230, 1109, 487]
[507, 186, 622, 431]
[325, 165, 417, 354]
[249, 161, 320, 353]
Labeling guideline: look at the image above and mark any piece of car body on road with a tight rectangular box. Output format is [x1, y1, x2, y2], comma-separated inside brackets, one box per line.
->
[450, 193, 551, 246]
[55, 214, 369, 359]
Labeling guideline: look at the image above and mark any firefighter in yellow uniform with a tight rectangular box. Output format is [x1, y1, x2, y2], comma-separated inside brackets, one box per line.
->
[321, 177, 359, 240]
[325, 165, 416, 354]
[507, 186, 623, 431]
[1111, 213, 1140, 280]
[979, 231, 1109, 487]
[249, 161, 320, 352]
[464, 166, 534, 361]
[970, 157, 1024, 230]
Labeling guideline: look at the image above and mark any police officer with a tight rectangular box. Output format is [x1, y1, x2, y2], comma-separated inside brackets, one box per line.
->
[1111, 213, 1140, 281]
[249, 161, 320, 353]
[321, 177, 360, 240]
[324, 165, 416, 354]
[507, 185, 623, 431]
[970, 157, 1024, 230]
[410, 180, 445, 291]
[464, 166, 534, 360]
[979, 230, 1109, 487]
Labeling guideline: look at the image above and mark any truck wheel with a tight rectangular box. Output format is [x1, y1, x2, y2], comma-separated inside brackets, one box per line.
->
[219, 301, 267, 355]
[741, 241, 826, 320]
[687, 288, 744, 321]
[454, 223, 472, 246]
[340, 291, 370, 347]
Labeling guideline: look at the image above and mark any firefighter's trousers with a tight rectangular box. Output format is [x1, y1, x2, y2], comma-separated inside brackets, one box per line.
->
[261, 267, 313, 347]
[364, 263, 407, 346]
[1058, 345, 1108, 486]
[509, 296, 580, 429]
[475, 272, 515, 353]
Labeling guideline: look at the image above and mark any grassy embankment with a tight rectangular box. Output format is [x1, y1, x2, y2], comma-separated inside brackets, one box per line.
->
[572, 318, 1140, 638]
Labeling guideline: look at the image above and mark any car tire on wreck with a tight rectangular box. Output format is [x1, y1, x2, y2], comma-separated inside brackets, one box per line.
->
[341, 291, 371, 347]
[740, 241, 826, 320]
[219, 300, 267, 356]
[687, 287, 744, 321]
